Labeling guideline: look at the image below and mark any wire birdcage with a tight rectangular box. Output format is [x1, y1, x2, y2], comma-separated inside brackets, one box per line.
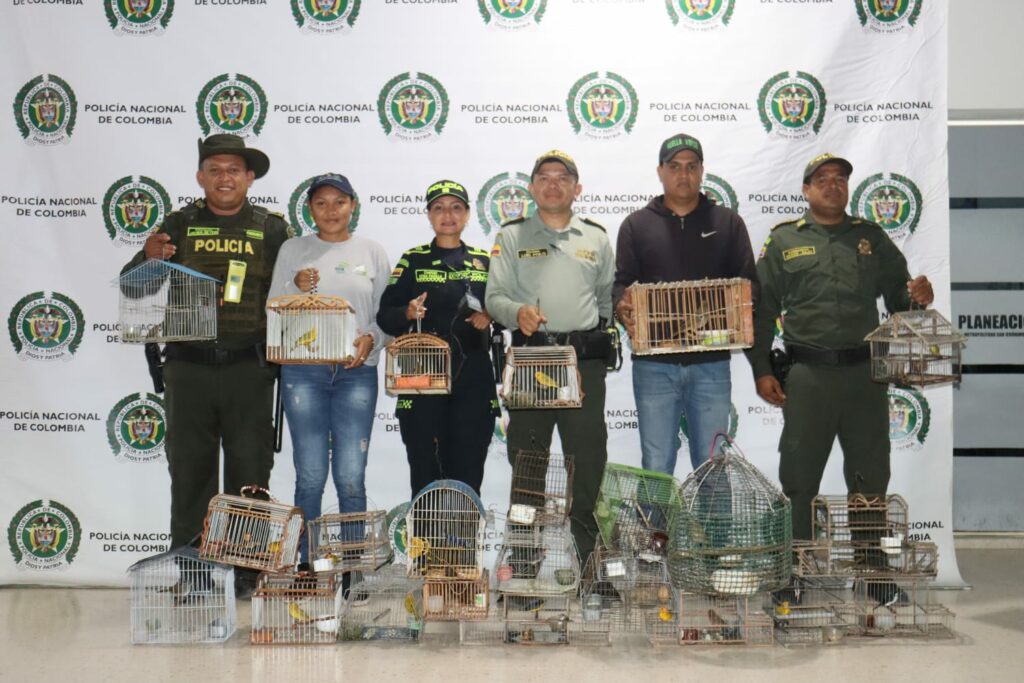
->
[844, 577, 955, 639]
[339, 567, 425, 641]
[128, 546, 235, 645]
[578, 552, 644, 634]
[594, 463, 680, 556]
[266, 294, 357, 364]
[501, 346, 583, 409]
[118, 259, 218, 343]
[406, 479, 486, 580]
[494, 520, 580, 595]
[865, 309, 966, 387]
[307, 510, 391, 573]
[384, 326, 451, 395]
[668, 436, 792, 596]
[198, 486, 303, 572]
[628, 278, 753, 355]
[508, 450, 573, 526]
[423, 570, 490, 621]
[250, 572, 343, 645]
[770, 577, 850, 646]
[675, 593, 774, 646]
[811, 494, 911, 574]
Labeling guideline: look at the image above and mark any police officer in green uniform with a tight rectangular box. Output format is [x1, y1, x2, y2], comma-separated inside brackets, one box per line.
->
[746, 153, 934, 543]
[486, 150, 615, 564]
[122, 134, 292, 551]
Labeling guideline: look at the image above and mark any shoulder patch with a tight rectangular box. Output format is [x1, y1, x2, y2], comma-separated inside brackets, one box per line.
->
[406, 243, 431, 255]
[581, 217, 606, 232]
[466, 246, 489, 257]
[490, 243, 501, 258]
[758, 236, 772, 260]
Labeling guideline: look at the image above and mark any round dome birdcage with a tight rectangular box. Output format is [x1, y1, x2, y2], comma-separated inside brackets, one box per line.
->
[406, 479, 486, 581]
[668, 436, 791, 596]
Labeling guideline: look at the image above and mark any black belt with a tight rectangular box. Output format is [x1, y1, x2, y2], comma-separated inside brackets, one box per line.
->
[787, 345, 870, 367]
[511, 329, 580, 348]
[165, 343, 262, 366]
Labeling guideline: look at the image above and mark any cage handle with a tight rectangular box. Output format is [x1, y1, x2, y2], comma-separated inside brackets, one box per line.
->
[240, 485, 278, 502]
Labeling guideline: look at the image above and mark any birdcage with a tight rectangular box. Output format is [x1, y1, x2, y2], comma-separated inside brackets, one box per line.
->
[508, 449, 573, 526]
[668, 436, 792, 596]
[129, 546, 235, 645]
[501, 346, 583, 409]
[628, 278, 753, 355]
[384, 327, 451, 395]
[494, 521, 580, 595]
[423, 570, 490, 621]
[250, 571, 343, 645]
[502, 600, 611, 647]
[199, 486, 303, 572]
[769, 576, 851, 646]
[406, 479, 486, 580]
[811, 494, 912, 574]
[578, 553, 643, 634]
[865, 309, 966, 387]
[307, 510, 391, 573]
[338, 567, 425, 641]
[594, 463, 680, 558]
[590, 538, 671, 593]
[675, 593, 774, 646]
[266, 294, 357, 364]
[843, 578, 955, 639]
[118, 259, 218, 343]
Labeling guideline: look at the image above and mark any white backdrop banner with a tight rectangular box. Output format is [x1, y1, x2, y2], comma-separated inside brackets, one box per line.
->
[0, 0, 959, 586]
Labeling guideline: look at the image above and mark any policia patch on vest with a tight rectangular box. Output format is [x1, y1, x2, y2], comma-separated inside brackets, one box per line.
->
[783, 246, 816, 261]
[518, 248, 548, 259]
[415, 269, 446, 283]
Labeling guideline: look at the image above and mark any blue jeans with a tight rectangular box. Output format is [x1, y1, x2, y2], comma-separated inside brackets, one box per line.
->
[282, 363, 377, 561]
[632, 358, 731, 475]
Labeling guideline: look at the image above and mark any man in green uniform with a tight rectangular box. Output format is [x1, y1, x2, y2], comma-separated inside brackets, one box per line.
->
[746, 153, 934, 545]
[486, 150, 615, 564]
[122, 134, 292, 553]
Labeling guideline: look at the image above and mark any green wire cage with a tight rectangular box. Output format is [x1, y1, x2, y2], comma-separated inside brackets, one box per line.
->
[593, 463, 681, 561]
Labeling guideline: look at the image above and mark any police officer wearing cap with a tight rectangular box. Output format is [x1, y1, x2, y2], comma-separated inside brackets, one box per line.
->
[486, 151, 615, 564]
[746, 153, 934, 542]
[377, 180, 499, 496]
[121, 134, 292, 551]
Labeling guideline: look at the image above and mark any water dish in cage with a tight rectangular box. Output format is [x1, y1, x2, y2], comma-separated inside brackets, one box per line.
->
[266, 294, 357, 364]
[501, 346, 583, 409]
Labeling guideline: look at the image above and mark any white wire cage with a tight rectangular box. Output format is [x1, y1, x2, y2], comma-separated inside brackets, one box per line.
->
[406, 479, 486, 580]
[578, 552, 645, 634]
[198, 486, 303, 572]
[128, 546, 235, 645]
[500, 346, 583, 409]
[628, 278, 754, 355]
[118, 259, 218, 343]
[384, 331, 452, 395]
[266, 294, 358, 364]
[865, 309, 966, 387]
[250, 571, 344, 645]
[339, 567, 425, 642]
[508, 449, 574, 526]
[494, 520, 580, 595]
[307, 510, 392, 573]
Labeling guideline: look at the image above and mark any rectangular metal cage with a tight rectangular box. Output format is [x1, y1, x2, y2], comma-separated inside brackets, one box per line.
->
[508, 450, 574, 526]
[865, 309, 966, 387]
[843, 577, 956, 639]
[674, 593, 774, 646]
[198, 487, 303, 572]
[594, 463, 681, 556]
[307, 510, 391, 574]
[501, 346, 583, 409]
[628, 278, 753, 355]
[250, 572, 343, 645]
[339, 568, 425, 642]
[118, 259, 218, 343]
[494, 521, 580, 595]
[266, 294, 357, 364]
[384, 332, 452, 395]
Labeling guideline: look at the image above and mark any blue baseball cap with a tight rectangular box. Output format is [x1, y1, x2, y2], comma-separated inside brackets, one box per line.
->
[307, 173, 356, 199]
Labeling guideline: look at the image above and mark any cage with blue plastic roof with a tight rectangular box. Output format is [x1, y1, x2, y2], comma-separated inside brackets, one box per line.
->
[118, 259, 218, 343]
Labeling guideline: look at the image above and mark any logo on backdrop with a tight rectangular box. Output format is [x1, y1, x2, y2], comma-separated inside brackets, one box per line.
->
[378, 72, 449, 141]
[888, 386, 930, 450]
[196, 73, 268, 137]
[288, 176, 361, 236]
[107, 393, 167, 463]
[701, 173, 739, 212]
[8, 499, 81, 570]
[14, 74, 77, 146]
[850, 172, 922, 242]
[386, 502, 411, 567]
[476, 172, 535, 236]
[855, 0, 923, 33]
[477, 0, 546, 29]
[758, 71, 826, 138]
[103, 175, 172, 248]
[664, 0, 735, 30]
[567, 71, 638, 139]
[292, 0, 360, 33]
[9, 292, 84, 362]
[679, 403, 739, 445]
[105, 0, 174, 36]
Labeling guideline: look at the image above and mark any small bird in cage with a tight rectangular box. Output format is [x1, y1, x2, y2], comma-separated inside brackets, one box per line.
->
[292, 326, 318, 353]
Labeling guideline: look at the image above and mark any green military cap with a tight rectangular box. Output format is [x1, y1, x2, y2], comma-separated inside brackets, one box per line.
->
[802, 153, 852, 184]
[197, 134, 270, 179]
[531, 149, 579, 180]
[659, 133, 703, 165]
[425, 179, 470, 208]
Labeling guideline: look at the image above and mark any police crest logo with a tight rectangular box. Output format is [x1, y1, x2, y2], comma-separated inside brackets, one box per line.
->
[851, 172, 922, 242]
[855, 0, 923, 33]
[567, 71, 638, 139]
[13, 74, 77, 146]
[196, 73, 268, 138]
[8, 499, 82, 571]
[664, 0, 735, 31]
[107, 393, 167, 464]
[377, 72, 449, 141]
[701, 173, 740, 212]
[292, 0, 360, 34]
[386, 502, 411, 566]
[104, 0, 174, 36]
[103, 175, 172, 248]
[477, 0, 546, 29]
[758, 71, 827, 138]
[680, 404, 739, 443]
[888, 386, 930, 450]
[288, 175, 361, 236]
[476, 172, 535, 235]
[8, 292, 85, 362]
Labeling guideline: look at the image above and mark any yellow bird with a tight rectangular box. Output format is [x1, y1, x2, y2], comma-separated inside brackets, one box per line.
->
[408, 536, 430, 560]
[534, 371, 560, 389]
[658, 606, 674, 622]
[775, 601, 791, 617]
[404, 593, 418, 616]
[293, 326, 318, 350]
[288, 602, 310, 622]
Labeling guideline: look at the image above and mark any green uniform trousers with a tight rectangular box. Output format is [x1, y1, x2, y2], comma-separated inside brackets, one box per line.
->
[779, 360, 890, 540]
[506, 359, 608, 564]
[164, 356, 277, 547]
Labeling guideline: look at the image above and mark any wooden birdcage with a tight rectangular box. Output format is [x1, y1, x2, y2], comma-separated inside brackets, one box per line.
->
[128, 546, 235, 645]
[307, 510, 391, 573]
[266, 294, 357, 364]
[844, 577, 955, 639]
[423, 570, 490, 621]
[628, 278, 753, 355]
[339, 567, 425, 642]
[594, 463, 680, 556]
[501, 346, 582, 409]
[865, 309, 966, 387]
[811, 494, 920, 574]
[494, 520, 580, 595]
[384, 328, 451, 395]
[118, 259, 218, 343]
[198, 486, 303, 572]
[508, 449, 573, 526]
[406, 479, 486, 580]
[250, 572, 343, 645]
